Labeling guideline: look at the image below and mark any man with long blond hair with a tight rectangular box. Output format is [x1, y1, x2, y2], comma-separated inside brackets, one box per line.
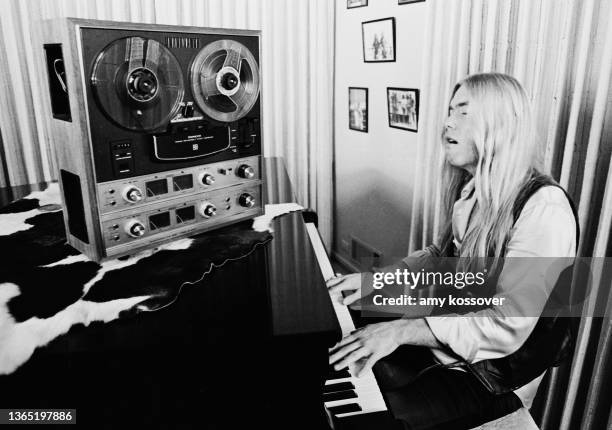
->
[328, 73, 577, 428]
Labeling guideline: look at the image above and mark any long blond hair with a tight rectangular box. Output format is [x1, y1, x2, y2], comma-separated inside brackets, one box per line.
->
[440, 73, 543, 271]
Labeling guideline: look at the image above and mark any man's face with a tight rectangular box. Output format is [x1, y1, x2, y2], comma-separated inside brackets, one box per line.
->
[443, 85, 479, 173]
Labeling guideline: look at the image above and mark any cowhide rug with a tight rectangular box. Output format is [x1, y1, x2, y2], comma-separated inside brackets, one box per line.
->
[0, 183, 303, 375]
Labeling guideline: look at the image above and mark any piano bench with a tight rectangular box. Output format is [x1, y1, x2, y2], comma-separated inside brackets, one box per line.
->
[469, 407, 539, 430]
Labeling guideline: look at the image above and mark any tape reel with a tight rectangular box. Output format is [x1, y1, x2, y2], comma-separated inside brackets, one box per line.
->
[190, 40, 260, 123]
[91, 37, 184, 132]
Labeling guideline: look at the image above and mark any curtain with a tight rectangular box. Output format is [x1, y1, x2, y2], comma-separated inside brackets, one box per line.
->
[0, 0, 335, 246]
[408, 0, 612, 428]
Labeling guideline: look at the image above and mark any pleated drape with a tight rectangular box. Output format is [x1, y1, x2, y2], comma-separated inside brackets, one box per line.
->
[0, 0, 335, 246]
[408, 1, 612, 428]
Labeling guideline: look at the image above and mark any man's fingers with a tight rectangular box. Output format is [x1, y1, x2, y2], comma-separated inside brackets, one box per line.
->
[329, 331, 360, 353]
[326, 276, 347, 288]
[356, 354, 379, 378]
[328, 281, 359, 295]
[334, 348, 369, 371]
[329, 340, 362, 365]
[349, 357, 368, 376]
[342, 290, 361, 306]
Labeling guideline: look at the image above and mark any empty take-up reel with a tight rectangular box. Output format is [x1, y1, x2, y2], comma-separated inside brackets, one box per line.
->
[190, 39, 260, 123]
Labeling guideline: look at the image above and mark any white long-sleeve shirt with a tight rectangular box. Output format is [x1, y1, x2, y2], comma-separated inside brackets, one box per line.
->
[408, 178, 576, 407]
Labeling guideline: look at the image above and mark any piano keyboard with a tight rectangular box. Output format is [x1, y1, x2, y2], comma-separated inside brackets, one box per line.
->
[304, 223, 388, 422]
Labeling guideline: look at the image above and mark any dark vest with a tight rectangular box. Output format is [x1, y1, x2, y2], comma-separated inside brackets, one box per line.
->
[444, 172, 580, 394]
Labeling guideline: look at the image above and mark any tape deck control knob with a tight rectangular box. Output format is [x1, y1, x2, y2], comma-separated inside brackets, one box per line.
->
[199, 173, 216, 186]
[122, 186, 143, 203]
[200, 202, 217, 218]
[239, 193, 256, 208]
[237, 165, 255, 179]
[125, 220, 146, 238]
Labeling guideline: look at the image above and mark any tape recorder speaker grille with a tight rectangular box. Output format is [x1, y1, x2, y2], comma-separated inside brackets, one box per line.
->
[190, 39, 260, 123]
[91, 36, 185, 132]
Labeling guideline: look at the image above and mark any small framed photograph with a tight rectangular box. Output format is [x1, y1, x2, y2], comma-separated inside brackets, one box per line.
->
[347, 0, 368, 8]
[399, 0, 425, 4]
[387, 87, 419, 132]
[349, 87, 368, 132]
[362, 18, 396, 63]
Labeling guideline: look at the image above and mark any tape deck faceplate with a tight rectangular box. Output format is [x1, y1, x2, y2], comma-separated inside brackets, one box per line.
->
[81, 26, 262, 182]
[42, 19, 264, 261]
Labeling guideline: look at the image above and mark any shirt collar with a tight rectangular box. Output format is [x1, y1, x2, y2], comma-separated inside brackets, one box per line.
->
[460, 177, 475, 200]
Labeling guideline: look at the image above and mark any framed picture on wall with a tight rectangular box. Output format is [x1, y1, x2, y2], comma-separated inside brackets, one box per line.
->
[399, 0, 425, 4]
[347, 0, 368, 8]
[349, 87, 368, 132]
[387, 87, 419, 132]
[362, 18, 396, 63]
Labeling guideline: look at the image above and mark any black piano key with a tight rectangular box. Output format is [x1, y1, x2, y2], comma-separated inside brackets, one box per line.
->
[323, 389, 358, 403]
[328, 403, 362, 415]
[323, 381, 355, 394]
[327, 368, 351, 380]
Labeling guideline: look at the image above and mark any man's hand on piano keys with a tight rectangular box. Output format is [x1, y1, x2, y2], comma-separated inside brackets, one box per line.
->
[327, 273, 374, 306]
[328, 321, 401, 378]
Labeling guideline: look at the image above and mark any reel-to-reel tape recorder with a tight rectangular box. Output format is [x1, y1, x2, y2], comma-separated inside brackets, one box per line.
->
[42, 18, 264, 261]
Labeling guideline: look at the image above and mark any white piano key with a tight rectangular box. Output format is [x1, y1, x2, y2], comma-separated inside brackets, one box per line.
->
[325, 377, 353, 385]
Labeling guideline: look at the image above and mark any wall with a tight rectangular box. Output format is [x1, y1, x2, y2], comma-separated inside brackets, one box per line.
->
[334, 0, 428, 268]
